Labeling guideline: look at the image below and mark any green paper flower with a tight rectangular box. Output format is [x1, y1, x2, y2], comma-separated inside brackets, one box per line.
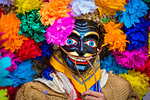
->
[102, 18, 110, 23]
[0, 89, 8, 100]
[17, 9, 46, 42]
[144, 0, 150, 3]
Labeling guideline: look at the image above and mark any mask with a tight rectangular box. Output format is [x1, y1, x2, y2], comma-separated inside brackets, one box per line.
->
[61, 19, 100, 73]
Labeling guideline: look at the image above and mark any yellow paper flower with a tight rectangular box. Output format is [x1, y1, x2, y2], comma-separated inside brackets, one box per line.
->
[102, 21, 129, 52]
[14, 0, 43, 14]
[39, 0, 71, 26]
[120, 69, 150, 100]
[95, 0, 127, 15]
[0, 12, 28, 53]
[0, 89, 8, 100]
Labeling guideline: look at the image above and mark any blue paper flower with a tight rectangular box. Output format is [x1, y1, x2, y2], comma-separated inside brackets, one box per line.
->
[116, 0, 149, 28]
[36, 41, 53, 61]
[122, 17, 150, 50]
[100, 55, 129, 75]
[8, 60, 37, 87]
[69, 0, 98, 16]
[0, 56, 13, 86]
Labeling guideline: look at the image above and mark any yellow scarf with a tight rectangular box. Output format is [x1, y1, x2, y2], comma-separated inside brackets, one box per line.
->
[50, 51, 101, 93]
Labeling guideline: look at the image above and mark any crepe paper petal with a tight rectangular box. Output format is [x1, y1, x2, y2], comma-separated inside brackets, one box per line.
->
[0, 86, 20, 100]
[39, 0, 71, 26]
[112, 46, 148, 69]
[43, 0, 49, 2]
[102, 21, 129, 52]
[0, 7, 5, 17]
[120, 69, 149, 100]
[0, 12, 28, 53]
[136, 57, 150, 85]
[45, 14, 75, 46]
[0, 56, 13, 86]
[42, 67, 53, 81]
[18, 38, 42, 61]
[100, 55, 129, 75]
[95, 0, 127, 16]
[17, 9, 46, 42]
[102, 18, 109, 23]
[122, 17, 150, 50]
[0, 89, 8, 100]
[69, 0, 97, 17]
[126, 0, 129, 3]
[36, 40, 53, 61]
[0, 0, 14, 6]
[148, 33, 150, 56]
[14, 0, 43, 14]
[116, 0, 149, 28]
[0, 49, 21, 72]
[8, 60, 37, 87]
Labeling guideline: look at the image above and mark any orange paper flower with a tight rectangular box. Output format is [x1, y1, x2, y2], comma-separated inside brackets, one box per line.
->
[0, 12, 28, 53]
[39, 0, 71, 26]
[102, 21, 129, 52]
[95, 0, 127, 15]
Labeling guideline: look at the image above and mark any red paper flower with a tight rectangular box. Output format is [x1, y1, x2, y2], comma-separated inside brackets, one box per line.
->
[0, 7, 5, 17]
[137, 57, 150, 85]
[18, 38, 42, 61]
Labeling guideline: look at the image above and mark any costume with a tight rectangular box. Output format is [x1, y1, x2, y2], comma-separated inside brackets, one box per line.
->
[0, 0, 150, 100]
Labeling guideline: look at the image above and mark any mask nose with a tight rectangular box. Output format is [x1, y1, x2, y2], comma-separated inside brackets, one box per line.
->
[76, 41, 85, 56]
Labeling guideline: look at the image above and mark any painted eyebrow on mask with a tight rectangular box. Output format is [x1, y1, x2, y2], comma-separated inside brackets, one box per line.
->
[84, 32, 99, 40]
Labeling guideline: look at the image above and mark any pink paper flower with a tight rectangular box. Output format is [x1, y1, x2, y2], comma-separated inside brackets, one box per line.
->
[112, 46, 148, 69]
[45, 14, 75, 46]
[0, 49, 21, 72]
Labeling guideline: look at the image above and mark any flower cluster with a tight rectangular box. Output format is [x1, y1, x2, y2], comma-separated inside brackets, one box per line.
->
[17, 9, 46, 42]
[112, 46, 148, 69]
[102, 21, 129, 52]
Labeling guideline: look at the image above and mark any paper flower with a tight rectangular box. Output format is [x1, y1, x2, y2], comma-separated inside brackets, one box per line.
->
[148, 33, 150, 56]
[18, 38, 42, 61]
[112, 46, 148, 69]
[101, 55, 129, 75]
[0, 86, 19, 100]
[8, 60, 37, 87]
[45, 14, 75, 46]
[0, 89, 8, 100]
[14, 0, 43, 14]
[102, 21, 129, 52]
[39, 0, 71, 26]
[0, 56, 13, 86]
[0, 0, 13, 6]
[70, 0, 97, 17]
[137, 57, 150, 84]
[36, 41, 53, 61]
[0, 7, 5, 17]
[116, 0, 149, 28]
[122, 17, 150, 50]
[120, 69, 149, 100]
[0, 49, 21, 72]
[95, 0, 126, 16]
[17, 9, 46, 42]
[0, 12, 28, 53]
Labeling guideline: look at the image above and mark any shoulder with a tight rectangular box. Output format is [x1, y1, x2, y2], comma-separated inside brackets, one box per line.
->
[15, 81, 67, 100]
[101, 71, 139, 100]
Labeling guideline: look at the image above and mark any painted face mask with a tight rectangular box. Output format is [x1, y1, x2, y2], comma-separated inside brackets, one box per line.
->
[61, 19, 100, 73]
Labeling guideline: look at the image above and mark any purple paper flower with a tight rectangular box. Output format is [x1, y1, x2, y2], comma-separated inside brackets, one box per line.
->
[45, 13, 75, 46]
[0, 49, 21, 72]
[112, 46, 148, 69]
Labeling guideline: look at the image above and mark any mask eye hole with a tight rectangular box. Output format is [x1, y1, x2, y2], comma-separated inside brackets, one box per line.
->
[84, 40, 97, 47]
[65, 38, 77, 46]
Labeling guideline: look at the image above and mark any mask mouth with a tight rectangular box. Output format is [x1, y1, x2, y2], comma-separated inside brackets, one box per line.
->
[68, 55, 92, 64]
